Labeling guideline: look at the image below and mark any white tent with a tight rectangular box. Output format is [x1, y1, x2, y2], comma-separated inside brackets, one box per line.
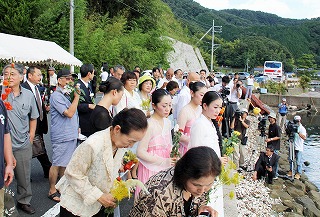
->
[0, 33, 82, 66]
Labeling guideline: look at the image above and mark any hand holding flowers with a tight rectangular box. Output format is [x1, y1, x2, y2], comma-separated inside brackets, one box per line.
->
[170, 124, 183, 158]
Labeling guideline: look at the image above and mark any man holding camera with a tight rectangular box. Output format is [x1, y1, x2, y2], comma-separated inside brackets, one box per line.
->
[287, 115, 307, 180]
[253, 146, 279, 184]
[230, 108, 250, 171]
[266, 113, 281, 179]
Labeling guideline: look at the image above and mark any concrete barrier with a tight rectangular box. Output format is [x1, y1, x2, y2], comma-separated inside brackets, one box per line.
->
[259, 94, 320, 108]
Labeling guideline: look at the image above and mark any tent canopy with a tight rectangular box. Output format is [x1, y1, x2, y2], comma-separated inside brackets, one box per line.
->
[0, 33, 82, 66]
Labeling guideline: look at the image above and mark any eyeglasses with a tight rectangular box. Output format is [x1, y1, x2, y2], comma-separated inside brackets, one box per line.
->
[61, 77, 74, 81]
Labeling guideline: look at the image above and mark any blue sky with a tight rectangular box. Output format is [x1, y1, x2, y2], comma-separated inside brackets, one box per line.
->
[193, 0, 320, 19]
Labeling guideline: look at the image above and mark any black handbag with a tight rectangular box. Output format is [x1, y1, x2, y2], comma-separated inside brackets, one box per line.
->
[241, 136, 248, 145]
[32, 134, 46, 158]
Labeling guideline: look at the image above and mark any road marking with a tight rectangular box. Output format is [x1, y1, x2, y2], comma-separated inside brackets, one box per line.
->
[42, 203, 60, 217]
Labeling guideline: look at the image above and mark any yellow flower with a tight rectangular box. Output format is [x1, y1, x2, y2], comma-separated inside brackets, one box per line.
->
[110, 180, 130, 201]
[253, 107, 261, 115]
[229, 191, 235, 199]
[233, 131, 241, 136]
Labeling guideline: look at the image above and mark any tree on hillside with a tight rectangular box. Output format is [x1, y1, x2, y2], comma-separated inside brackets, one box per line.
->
[296, 54, 317, 69]
[0, 0, 32, 36]
[299, 75, 311, 92]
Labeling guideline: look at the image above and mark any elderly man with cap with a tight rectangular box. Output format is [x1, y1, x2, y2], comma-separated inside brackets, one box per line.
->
[287, 115, 307, 180]
[266, 112, 281, 179]
[230, 108, 250, 171]
[278, 98, 288, 133]
[48, 68, 80, 203]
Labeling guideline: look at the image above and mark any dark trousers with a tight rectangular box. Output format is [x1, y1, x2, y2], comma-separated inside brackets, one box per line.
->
[36, 152, 51, 178]
[34, 134, 52, 177]
[60, 206, 113, 217]
[256, 165, 274, 184]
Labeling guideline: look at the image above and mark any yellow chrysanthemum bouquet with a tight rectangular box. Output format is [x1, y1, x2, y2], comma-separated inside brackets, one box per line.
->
[105, 179, 149, 214]
[207, 131, 243, 203]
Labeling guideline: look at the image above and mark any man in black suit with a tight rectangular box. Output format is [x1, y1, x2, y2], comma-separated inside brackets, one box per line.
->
[77, 64, 96, 137]
[252, 146, 279, 184]
[21, 66, 52, 178]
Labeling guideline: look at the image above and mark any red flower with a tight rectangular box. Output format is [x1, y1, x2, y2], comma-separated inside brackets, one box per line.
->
[4, 88, 11, 94]
[124, 161, 134, 171]
[4, 101, 12, 110]
[116, 177, 121, 181]
[11, 63, 15, 68]
[3, 80, 9, 86]
[1, 94, 7, 101]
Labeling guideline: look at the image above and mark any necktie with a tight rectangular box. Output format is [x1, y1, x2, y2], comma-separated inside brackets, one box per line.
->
[35, 86, 43, 121]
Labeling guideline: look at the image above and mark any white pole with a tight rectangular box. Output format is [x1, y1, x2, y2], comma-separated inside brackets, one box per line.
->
[70, 0, 74, 73]
[211, 20, 214, 72]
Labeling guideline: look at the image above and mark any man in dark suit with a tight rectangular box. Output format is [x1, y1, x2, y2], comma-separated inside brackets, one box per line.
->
[21, 66, 52, 178]
[252, 146, 279, 184]
[77, 64, 96, 137]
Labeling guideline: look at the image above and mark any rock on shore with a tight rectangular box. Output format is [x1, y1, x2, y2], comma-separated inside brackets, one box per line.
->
[236, 115, 320, 217]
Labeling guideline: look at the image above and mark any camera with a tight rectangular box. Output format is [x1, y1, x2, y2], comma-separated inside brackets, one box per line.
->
[285, 120, 299, 139]
[198, 211, 211, 217]
[236, 83, 241, 88]
[221, 86, 230, 98]
[258, 116, 267, 131]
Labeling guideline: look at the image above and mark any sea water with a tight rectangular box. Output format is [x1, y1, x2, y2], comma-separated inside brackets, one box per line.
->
[287, 113, 320, 189]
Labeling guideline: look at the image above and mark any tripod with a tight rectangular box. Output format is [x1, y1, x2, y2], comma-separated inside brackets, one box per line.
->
[287, 136, 295, 181]
[246, 129, 266, 172]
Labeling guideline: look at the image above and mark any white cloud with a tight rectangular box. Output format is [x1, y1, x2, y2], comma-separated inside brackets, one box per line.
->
[193, 0, 320, 19]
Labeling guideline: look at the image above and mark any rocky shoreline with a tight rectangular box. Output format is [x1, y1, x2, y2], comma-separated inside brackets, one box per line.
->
[236, 115, 320, 217]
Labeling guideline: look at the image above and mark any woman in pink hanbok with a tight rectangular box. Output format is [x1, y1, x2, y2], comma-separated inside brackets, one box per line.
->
[136, 89, 177, 195]
[177, 81, 207, 155]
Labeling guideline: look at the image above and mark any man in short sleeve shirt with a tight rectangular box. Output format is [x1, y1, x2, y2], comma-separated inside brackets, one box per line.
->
[3, 63, 39, 214]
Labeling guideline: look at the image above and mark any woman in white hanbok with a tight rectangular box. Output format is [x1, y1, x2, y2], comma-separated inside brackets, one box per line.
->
[189, 91, 228, 217]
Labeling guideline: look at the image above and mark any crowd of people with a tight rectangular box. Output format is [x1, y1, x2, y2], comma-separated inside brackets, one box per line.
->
[0, 63, 307, 217]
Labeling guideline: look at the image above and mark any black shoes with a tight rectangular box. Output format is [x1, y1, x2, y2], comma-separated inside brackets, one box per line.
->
[17, 203, 36, 215]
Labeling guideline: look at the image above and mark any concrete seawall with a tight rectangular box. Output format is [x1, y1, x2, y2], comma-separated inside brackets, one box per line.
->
[259, 94, 320, 109]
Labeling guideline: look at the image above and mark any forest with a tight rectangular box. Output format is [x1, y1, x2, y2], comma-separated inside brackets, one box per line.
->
[0, 0, 319, 73]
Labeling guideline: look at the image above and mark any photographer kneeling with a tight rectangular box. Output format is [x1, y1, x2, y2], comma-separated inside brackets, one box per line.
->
[252, 146, 279, 184]
[230, 108, 250, 171]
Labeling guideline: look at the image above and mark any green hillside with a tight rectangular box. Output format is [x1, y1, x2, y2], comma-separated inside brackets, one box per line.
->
[163, 0, 320, 71]
[0, 0, 319, 73]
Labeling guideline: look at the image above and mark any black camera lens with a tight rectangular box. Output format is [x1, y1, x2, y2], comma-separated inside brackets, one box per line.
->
[236, 83, 240, 88]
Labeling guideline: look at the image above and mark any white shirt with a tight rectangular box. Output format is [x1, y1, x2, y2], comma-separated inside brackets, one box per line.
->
[157, 77, 178, 89]
[294, 124, 306, 151]
[229, 87, 242, 103]
[50, 73, 58, 86]
[113, 89, 142, 115]
[26, 80, 42, 106]
[173, 85, 191, 120]
[247, 77, 254, 86]
[210, 83, 222, 92]
[100, 71, 109, 81]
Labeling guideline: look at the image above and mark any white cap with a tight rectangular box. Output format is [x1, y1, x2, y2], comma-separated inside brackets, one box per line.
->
[282, 98, 286, 102]
[268, 113, 277, 119]
[294, 115, 301, 121]
[241, 108, 248, 114]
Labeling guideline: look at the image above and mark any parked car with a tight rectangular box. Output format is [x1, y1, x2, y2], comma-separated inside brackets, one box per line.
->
[255, 75, 270, 83]
[238, 72, 250, 80]
[214, 71, 225, 78]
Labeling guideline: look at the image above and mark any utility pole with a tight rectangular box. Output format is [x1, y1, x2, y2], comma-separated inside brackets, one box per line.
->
[70, 0, 74, 73]
[197, 20, 222, 72]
